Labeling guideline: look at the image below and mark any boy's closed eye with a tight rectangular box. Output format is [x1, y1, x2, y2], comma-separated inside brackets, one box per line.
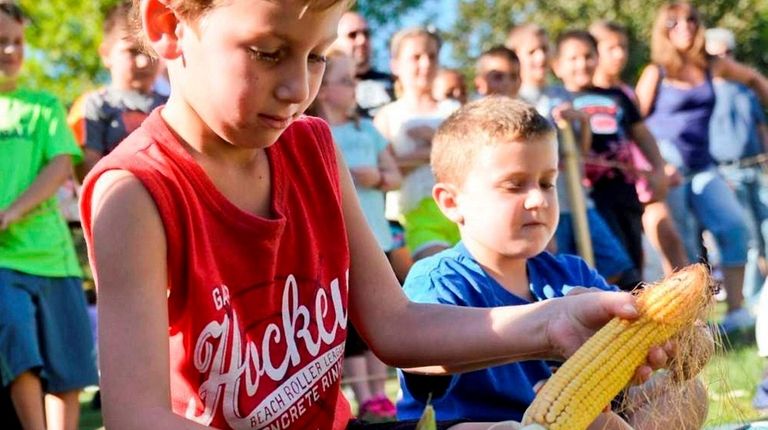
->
[247, 46, 327, 66]
[499, 179, 556, 192]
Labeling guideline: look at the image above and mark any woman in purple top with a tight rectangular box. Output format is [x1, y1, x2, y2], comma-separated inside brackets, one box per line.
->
[636, 1, 768, 333]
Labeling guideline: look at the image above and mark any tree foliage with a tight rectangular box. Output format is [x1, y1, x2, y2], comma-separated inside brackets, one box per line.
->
[444, 0, 768, 87]
[16, 0, 426, 106]
[19, 0, 119, 105]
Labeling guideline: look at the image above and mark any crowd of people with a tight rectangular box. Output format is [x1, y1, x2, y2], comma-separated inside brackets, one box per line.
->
[2, 0, 768, 428]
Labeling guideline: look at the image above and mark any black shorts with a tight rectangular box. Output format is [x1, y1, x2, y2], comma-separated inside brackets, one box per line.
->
[344, 321, 370, 357]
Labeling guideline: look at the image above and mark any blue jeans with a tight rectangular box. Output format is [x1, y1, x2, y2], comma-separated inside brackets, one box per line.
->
[720, 164, 768, 302]
[556, 208, 635, 281]
[666, 167, 750, 267]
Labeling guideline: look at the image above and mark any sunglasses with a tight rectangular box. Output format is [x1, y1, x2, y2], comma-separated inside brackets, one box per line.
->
[665, 15, 698, 30]
[346, 29, 371, 40]
[0, 2, 25, 23]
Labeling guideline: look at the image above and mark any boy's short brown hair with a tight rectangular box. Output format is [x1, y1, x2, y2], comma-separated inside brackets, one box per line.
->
[0, 0, 26, 24]
[475, 45, 519, 74]
[432, 96, 554, 185]
[103, 1, 133, 45]
[554, 29, 598, 58]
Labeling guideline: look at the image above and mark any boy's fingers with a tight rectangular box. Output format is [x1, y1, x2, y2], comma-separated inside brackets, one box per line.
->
[576, 291, 639, 328]
[565, 286, 604, 296]
[632, 365, 653, 385]
[645, 344, 669, 370]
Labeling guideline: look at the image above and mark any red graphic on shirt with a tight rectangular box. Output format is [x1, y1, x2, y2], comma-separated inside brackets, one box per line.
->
[121, 110, 150, 134]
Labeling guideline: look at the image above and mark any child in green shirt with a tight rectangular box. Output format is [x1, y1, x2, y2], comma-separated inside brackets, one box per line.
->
[0, 2, 98, 429]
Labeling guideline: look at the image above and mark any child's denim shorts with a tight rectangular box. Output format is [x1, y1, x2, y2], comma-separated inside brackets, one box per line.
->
[0, 268, 98, 392]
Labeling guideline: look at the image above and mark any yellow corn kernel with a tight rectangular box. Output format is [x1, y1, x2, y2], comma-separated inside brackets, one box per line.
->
[522, 264, 712, 430]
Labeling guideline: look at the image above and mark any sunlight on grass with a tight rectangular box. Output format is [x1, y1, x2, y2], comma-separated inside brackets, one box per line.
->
[703, 342, 765, 428]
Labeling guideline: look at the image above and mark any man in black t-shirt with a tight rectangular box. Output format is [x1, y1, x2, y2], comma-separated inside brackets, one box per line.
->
[336, 12, 394, 117]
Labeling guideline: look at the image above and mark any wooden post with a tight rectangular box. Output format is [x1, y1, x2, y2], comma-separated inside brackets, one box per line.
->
[557, 120, 594, 267]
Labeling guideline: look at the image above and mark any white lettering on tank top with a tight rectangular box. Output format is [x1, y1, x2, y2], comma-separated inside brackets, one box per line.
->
[185, 272, 349, 429]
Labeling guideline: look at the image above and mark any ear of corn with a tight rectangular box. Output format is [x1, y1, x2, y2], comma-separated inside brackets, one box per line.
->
[522, 264, 713, 430]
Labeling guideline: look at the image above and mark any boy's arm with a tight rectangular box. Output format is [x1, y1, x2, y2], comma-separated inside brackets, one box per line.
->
[630, 122, 668, 201]
[635, 65, 661, 118]
[76, 148, 105, 183]
[714, 56, 768, 106]
[78, 96, 109, 180]
[552, 102, 591, 153]
[377, 145, 402, 191]
[89, 170, 215, 430]
[0, 154, 72, 230]
[338, 145, 645, 372]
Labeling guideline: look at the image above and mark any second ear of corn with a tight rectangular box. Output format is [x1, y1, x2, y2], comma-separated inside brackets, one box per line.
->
[522, 263, 713, 430]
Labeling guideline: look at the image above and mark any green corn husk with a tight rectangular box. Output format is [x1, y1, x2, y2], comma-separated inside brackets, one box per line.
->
[415, 395, 437, 430]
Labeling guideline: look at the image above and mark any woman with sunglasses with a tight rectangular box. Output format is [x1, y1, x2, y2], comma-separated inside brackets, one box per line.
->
[636, 1, 768, 335]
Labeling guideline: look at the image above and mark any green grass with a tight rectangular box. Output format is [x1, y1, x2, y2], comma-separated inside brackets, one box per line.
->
[78, 389, 102, 430]
[703, 340, 766, 428]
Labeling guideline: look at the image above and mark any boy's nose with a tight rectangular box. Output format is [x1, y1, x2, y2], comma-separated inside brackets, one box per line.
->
[2, 44, 17, 55]
[275, 63, 310, 104]
[134, 53, 151, 69]
[525, 189, 548, 209]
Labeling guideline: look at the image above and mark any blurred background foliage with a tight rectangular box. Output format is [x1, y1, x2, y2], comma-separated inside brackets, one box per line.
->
[16, 0, 768, 105]
[446, 0, 768, 87]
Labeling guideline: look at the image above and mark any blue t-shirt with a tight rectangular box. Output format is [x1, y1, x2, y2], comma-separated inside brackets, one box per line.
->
[709, 80, 766, 162]
[397, 242, 617, 422]
[330, 118, 393, 251]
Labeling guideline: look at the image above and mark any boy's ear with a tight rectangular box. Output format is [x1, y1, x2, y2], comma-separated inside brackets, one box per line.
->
[550, 57, 561, 79]
[433, 182, 464, 225]
[474, 75, 487, 96]
[389, 58, 399, 78]
[98, 41, 112, 69]
[143, 0, 183, 60]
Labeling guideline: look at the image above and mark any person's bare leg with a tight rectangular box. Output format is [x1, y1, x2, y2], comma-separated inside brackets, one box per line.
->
[9, 371, 46, 430]
[722, 265, 746, 313]
[343, 355, 373, 407]
[642, 202, 688, 274]
[364, 351, 389, 397]
[45, 390, 81, 430]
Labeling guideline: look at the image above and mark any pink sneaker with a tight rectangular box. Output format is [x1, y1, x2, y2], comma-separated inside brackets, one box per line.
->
[373, 395, 396, 417]
[359, 395, 397, 421]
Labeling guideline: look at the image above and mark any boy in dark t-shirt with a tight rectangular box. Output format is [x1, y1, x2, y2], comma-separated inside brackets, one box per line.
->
[72, 1, 166, 180]
[551, 30, 668, 273]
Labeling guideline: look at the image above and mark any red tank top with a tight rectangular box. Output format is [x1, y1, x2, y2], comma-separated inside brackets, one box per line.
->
[81, 110, 352, 430]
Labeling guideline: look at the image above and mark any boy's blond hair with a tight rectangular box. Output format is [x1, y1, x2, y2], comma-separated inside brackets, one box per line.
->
[432, 96, 554, 185]
[129, 0, 354, 56]
[475, 45, 519, 75]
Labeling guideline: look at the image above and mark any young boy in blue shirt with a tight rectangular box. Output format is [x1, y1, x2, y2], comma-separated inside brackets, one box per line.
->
[397, 97, 707, 429]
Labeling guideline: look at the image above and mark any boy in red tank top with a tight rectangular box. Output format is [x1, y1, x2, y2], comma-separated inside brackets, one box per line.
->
[79, 1, 673, 429]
